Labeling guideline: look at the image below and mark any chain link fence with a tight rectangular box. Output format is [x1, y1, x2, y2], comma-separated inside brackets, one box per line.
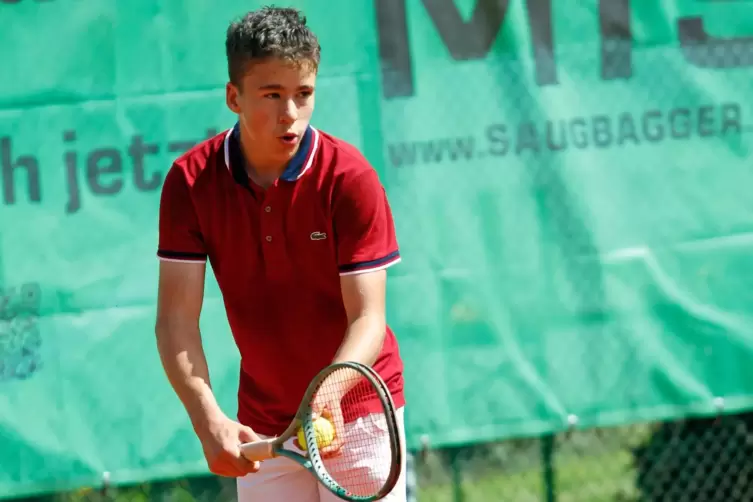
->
[8, 411, 753, 501]
[414, 413, 753, 501]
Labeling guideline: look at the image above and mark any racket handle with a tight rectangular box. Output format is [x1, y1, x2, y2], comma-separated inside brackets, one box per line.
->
[240, 439, 275, 462]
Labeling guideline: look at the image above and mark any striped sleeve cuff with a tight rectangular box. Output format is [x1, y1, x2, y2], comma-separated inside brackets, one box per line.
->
[339, 250, 401, 276]
[157, 249, 207, 263]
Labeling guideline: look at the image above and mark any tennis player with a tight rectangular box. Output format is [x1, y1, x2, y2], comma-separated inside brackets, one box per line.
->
[154, 6, 407, 501]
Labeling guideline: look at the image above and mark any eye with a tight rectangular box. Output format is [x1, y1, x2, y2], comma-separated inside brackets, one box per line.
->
[299, 90, 313, 98]
[264, 93, 281, 99]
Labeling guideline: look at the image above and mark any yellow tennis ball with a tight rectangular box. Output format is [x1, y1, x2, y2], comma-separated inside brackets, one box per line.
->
[297, 416, 335, 451]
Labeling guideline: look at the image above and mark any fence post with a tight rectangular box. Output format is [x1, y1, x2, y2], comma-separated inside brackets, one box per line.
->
[448, 447, 465, 502]
[100, 470, 111, 501]
[541, 434, 556, 502]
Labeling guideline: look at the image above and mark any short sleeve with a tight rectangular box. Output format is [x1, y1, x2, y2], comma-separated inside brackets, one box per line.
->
[333, 168, 400, 275]
[156, 166, 207, 263]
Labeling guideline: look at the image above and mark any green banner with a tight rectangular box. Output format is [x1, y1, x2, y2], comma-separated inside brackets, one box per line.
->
[3, 0, 753, 498]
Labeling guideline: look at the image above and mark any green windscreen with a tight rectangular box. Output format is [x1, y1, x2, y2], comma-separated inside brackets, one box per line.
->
[2, 0, 753, 498]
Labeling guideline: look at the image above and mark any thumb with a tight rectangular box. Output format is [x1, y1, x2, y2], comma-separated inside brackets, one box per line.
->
[238, 425, 261, 444]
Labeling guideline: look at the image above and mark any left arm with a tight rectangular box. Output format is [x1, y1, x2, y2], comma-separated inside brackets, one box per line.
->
[313, 167, 399, 454]
[332, 269, 388, 366]
[331, 166, 401, 367]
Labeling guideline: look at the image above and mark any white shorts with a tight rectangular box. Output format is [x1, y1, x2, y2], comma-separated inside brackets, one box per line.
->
[237, 407, 407, 502]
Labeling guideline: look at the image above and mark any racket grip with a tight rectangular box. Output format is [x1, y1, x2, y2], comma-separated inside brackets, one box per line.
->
[240, 439, 275, 462]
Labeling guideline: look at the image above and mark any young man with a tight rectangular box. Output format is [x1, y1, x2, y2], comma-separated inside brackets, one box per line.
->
[154, 7, 407, 502]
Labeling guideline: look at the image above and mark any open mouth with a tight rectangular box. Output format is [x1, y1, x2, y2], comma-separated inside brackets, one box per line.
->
[279, 133, 298, 145]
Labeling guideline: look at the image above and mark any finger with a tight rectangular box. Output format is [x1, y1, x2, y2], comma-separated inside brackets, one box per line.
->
[238, 425, 261, 444]
[234, 454, 261, 475]
[310, 398, 323, 416]
[208, 454, 232, 477]
[320, 437, 344, 458]
[324, 412, 346, 458]
[333, 411, 345, 436]
[228, 443, 258, 473]
[320, 448, 343, 459]
[244, 460, 261, 474]
[211, 460, 245, 478]
[239, 455, 261, 474]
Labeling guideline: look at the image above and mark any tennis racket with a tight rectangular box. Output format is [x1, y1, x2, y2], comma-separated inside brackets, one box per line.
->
[240, 361, 402, 501]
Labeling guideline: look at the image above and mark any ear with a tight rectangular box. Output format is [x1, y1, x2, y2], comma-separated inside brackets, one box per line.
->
[226, 82, 242, 114]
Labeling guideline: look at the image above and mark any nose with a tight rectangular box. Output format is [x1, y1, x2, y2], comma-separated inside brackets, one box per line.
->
[279, 99, 297, 124]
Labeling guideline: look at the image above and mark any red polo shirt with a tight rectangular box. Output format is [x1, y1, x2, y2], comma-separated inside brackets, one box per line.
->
[157, 124, 405, 436]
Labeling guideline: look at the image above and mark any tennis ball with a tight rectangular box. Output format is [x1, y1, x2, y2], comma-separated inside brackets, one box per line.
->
[297, 416, 335, 451]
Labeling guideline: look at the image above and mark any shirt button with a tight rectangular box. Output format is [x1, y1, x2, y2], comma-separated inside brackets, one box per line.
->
[265, 206, 271, 212]
[266, 236, 272, 242]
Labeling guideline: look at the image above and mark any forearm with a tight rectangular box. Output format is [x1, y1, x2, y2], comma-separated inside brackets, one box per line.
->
[332, 314, 386, 367]
[156, 321, 224, 432]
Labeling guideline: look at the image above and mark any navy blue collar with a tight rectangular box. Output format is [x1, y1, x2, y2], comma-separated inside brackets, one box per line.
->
[225, 122, 317, 185]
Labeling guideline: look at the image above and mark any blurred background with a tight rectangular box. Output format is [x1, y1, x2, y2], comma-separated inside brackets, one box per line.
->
[3, 1, 753, 501]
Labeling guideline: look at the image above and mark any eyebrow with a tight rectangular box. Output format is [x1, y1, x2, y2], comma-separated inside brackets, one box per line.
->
[257, 84, 314, 91]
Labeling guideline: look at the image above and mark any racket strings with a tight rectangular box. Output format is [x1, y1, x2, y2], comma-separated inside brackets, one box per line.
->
[312, 367, 395, 497]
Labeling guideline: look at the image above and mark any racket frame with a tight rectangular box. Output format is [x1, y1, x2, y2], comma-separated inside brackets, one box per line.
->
[240, 361, 402, 501]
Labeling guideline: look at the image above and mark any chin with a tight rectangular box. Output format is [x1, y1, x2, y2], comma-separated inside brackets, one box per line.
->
[278, 142, 301, 156]
[279, 146, 298, 158]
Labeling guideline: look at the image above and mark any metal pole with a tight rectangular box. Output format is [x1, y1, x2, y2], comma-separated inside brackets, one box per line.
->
[101, 471, 111, 501]
[449, 447, 465, 502]
[541, 435, 556, 502]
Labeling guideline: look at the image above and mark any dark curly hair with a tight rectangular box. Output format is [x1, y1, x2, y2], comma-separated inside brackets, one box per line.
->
[225, 6, 321, 86]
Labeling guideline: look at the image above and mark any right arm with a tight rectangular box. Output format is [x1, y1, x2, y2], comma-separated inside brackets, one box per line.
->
[155, 165, 260, 477]
[155, 260, 222, 433]
[155, 166, 221, 431]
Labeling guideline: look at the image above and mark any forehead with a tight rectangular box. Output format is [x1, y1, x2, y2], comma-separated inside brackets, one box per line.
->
[242, 57, 317, 87]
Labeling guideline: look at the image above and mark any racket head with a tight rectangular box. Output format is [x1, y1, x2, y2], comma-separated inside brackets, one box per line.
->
[302, 361, 402, 501]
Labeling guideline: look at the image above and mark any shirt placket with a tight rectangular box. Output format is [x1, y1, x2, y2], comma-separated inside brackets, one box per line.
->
[259, 183, 292, 282]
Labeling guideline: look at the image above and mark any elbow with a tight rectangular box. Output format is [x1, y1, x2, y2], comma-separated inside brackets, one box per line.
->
[155, 317, 170, 340]
[155, 315, 199, 341]
[358, 313, 387, 341]
[155, 320, 173, 354]
[374, 316, 387, 340]
[154, 316, 184, 346]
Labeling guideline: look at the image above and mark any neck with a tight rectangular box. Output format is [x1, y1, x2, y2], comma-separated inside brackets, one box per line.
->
[238, 133, 290, 188]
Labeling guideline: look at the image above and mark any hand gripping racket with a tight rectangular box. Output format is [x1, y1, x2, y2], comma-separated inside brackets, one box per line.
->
[240, 361, 402, 501]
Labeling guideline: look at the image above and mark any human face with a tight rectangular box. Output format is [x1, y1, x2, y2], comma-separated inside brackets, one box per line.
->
[226, 57, 317, 170]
